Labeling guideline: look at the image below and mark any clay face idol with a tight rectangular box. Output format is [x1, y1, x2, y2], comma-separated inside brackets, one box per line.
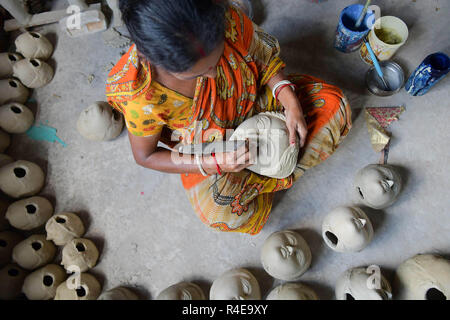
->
[77, 102, 124, 141]
[354, 164, 402, 209]
[266, 283, 319, 300]
[210, 268, 261, 300]
[322, 206, 374, 253]
[261, 230, 312, 281]
[230, 112, 299, 179]
[157, 282, 206, 300]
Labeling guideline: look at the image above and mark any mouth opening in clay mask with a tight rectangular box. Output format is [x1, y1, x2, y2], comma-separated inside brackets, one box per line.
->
[426, 288, 446, 300]
[8, 268, 19, 277]
[31, 241, 42, 251]
[13, 167, 27, 178]
[76, 286, 87, 297]
[76, 243, 86, 252]
[30, 32, 41, 38]
[8, 54, 17, 62]
[30, 59, 40, 67]
[55, 217, 66, 223]
[0, 239, 7, 247]
[9, 80, 18, 88]
[26, 204, 37, 214]
[11, 105, 22, 114]
[325, 231, 339, 246]
[43, 275, 54, 286]
[345, 293, 355, 300]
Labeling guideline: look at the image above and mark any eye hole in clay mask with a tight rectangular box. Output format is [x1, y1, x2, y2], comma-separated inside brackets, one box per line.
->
[241, 278, 252, 296]
[8, 268, 19, 277]
[43, 275, 54, 286]
[426, 288, 446, 300]
[112, 109, 121, 121]
[26, 204, 37, 214]
[55, 217, 66, 223]
[357, 187, 364, 199]
[325, 231, 338, 246]
[31, 241, 42, 251]
[0, 239, 7, 247]
[76, 286, 87, 297]
[8, 54, 17, 62]
[30, 59, 40, 67]
[76, 243, 86, 252]
[11, 105, 22, 114]
[345, 293, 355, 300]
[30, 32, 40, 38]
[14, 167, 27, 178]
[9, 80, 18, 88]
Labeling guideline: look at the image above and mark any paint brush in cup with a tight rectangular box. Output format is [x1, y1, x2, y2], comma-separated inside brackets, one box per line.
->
[365, 39, 390, 90]
[354, 0, 371, 29]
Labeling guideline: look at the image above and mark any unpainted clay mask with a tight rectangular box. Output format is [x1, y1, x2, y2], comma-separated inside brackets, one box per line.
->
[45, 212, 85, 246]
[322, 206, 374, 253]
[0, 153, 14, 168]
[157, 282, 206, 300]
[0, 160, 45, 198]
[0, 264, 28, 300]
[98, 286, 139, 300]
[15, 32, 53, 60]
[13, 58, 54, 88]
[395, 254, 450, 300]
[335, 267, 392, 300]
[261, 230, 312, 281]
[0, 103, 34, 134]
[55, 272, 102, 300]
[5, 196, 53, 231]
[210, 268, 261, 300]
[61, 238, 99, 272]
[0, 78, 30, 105]
[77, 102, 124, 141]
[0, 231, 23, 267]
[22, 264, 67, 300]
[354, 164, 402, 209]
[0, 53, 22, 78]
[266, 283, 319, 300]
[0, 129, 11, 153]
[230, 112, 299, 179]
[0, 199, 10, 231]
[12, 234, 56, 270]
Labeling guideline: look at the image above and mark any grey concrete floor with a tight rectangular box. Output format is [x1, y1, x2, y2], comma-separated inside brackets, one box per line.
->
[5, 0, 450, 299]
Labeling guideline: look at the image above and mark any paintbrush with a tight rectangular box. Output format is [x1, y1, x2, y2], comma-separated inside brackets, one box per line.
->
[355, 0, 371, 29]
[365, 39, 390, 91]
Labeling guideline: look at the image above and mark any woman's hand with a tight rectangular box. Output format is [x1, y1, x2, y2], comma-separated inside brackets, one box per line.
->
[201, 140, 252, 174]
[283, 99, 308, 148]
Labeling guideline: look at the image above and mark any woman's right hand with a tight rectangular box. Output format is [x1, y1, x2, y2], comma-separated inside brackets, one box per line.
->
[201, 140, 253, 174]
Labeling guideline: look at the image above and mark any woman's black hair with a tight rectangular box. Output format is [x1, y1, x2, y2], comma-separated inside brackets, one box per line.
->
[120, 0, 226, 72]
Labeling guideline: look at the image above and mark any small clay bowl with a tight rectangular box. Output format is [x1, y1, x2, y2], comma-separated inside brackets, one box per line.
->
[366, 60, 405, 96]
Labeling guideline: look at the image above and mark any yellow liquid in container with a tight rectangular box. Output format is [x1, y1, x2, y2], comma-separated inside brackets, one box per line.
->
[375, 27, 403, 45]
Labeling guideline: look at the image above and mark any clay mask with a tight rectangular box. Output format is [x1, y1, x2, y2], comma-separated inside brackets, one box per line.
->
[261, 230, 312, 281]
[0, 130, 11, 153]
[45, 212, 85, 246]
[157, 282, 206, 300]
[55, 272, 102, 300]
[210, 268, 261, 300]
[77, 102, 124, 141]
[5, 196, 53, 231]
[22, 264, 67, 300]
[98, 286, 139, 300]
[335, 267, 392, 300]
[322, 206, 374, 253]
[266, 283, 319, 300]
[0, 231, 23, 267]
[12, 234, 56, 270]
[395, 254, 450, 300]
[15, 32, 53, 60]
[0, 154, 14, 168]
[0, 160, 45, 198]
[230, 112, 299, 179]
[13, 58, 54, 88]
[354, 164, 402, 209]
[0, 103, 34, 134]
[0, 78, 30, 105]
[61, 238, 99, 272]
[0, 264, 28, 300]
[0, 53, 22, 78]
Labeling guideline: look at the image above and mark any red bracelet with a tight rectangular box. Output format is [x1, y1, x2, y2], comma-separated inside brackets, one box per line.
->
[275, 83, 297, 101]
[211, 153, 222, 175]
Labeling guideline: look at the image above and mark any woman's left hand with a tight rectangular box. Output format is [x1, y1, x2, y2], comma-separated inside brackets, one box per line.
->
[284, 100, 308, 148]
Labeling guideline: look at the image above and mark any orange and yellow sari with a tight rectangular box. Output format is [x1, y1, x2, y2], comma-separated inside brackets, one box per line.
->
[106, 6, 352, 235]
